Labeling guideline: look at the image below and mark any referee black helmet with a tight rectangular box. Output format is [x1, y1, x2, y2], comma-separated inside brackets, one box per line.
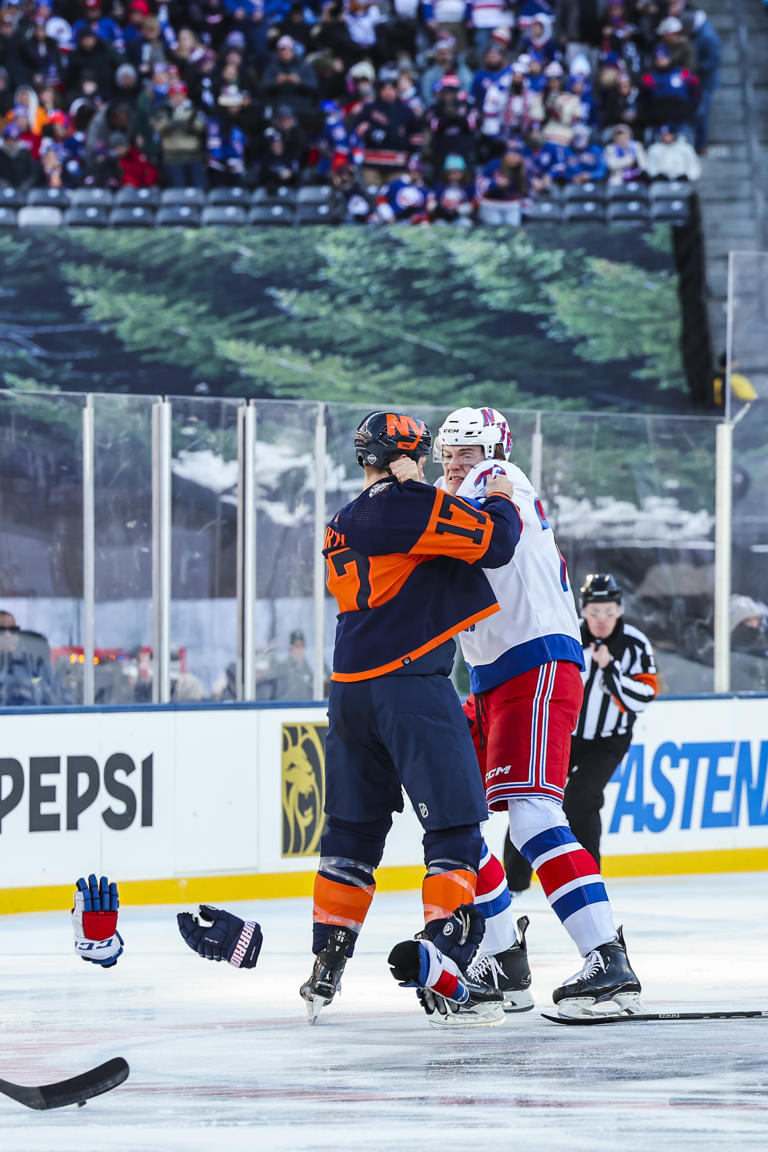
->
[580, 573, 623, 610]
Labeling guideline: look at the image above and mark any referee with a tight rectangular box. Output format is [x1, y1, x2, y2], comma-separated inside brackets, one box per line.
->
[503, 573, 658, 889]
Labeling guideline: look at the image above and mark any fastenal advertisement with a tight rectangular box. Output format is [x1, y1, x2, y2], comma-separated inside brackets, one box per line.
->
[0, 698, 766, 899]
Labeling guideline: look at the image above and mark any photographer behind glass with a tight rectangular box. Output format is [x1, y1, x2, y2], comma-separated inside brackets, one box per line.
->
[0, 609, 57, 707]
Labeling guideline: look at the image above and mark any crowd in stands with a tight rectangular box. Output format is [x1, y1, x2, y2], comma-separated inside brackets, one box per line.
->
[0, 0, 721, 224]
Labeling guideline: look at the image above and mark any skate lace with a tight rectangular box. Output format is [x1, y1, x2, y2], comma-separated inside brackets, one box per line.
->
[567, 948, 607, 985]
[467, 952, 504, 986]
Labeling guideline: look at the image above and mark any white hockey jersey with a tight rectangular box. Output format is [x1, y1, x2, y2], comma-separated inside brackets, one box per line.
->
[438, 460, 584, 693]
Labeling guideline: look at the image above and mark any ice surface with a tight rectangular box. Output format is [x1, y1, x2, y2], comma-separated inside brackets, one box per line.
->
[1, 874, 767, 1151]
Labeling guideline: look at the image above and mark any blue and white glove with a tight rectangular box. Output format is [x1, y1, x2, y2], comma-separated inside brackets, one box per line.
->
[72, 874, 124, 968]
[177, 905, 263, 969]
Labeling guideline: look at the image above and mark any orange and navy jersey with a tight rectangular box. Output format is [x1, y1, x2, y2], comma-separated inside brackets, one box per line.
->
[325, 478, 521, 681]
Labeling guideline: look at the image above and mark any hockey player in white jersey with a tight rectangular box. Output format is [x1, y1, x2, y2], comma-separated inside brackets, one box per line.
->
[434, 407, 644, 1019]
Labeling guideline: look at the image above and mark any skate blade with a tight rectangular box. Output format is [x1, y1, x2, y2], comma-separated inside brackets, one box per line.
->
[427, 1003, 506, 1029]
[557, 991, 646, 1021]
[502, 988, 535, 1013]
[303, 993, 332, 1024]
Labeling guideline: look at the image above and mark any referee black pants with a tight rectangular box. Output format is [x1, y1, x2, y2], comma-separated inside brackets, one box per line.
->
[562, 733, 632, 867]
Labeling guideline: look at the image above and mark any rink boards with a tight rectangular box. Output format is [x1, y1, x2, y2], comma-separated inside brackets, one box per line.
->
[1, 695, 767, 912]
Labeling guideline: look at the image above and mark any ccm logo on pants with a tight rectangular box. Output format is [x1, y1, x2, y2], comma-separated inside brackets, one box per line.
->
[0, 753, 154, 832]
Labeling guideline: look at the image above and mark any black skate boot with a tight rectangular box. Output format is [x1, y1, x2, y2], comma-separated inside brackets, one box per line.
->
[388, 939, 506, 1029]
[466, 915, 534, 1013]
[552, 926, 644, 1019]
[300, 926, 356, 1024]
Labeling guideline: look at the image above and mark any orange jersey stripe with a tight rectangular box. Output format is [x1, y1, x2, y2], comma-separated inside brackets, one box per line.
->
[330, 602, 500, 682]
[413, 488, 495, 562]
[422, 869, 477, 923]
[634, 672, 659, 695]
[312, 875, 374, 931]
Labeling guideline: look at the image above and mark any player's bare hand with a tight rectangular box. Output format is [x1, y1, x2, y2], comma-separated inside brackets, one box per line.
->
[389, 456, 422, 484]
[485, 474, 514, 499]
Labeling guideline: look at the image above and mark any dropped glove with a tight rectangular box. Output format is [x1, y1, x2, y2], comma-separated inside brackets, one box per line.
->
[418, 903, 485, 973]
[72, 874, 124, 967]
[177, 904, 263, 969]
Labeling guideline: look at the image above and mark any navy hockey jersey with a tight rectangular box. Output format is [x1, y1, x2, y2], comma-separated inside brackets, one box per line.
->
[325, 478, 521, 680]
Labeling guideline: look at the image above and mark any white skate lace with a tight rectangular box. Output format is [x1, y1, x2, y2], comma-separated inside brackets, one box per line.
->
[467, 953, 504, 986]
[566, 948, 607, 985]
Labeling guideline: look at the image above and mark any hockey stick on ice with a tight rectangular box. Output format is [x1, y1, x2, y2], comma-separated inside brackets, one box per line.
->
[0, 1056, 129, 1110]
[542, 1010, 768, 1026]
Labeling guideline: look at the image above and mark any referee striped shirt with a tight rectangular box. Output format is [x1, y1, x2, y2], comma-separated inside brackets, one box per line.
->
[574, 618, 658, 740]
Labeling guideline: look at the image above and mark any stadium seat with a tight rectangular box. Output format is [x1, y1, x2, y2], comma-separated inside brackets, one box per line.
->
[650, 198, 691, 224]
[608, 181, 650, 203]
[252, 186, 298, 207]
[160, 187, 207, 207]
[201, 204, 248, 226]
[523, 199, 565, 222]
[70, 188, 115, 208]
[248, 203, 295, 225]
[64, 205, 111, 227]
[0, 205, 17, 227]
[649, 180, 694, 200]
[155, 204, 202, 226]
[26, 187, 70, 208]
[206, 186, 251, 206]
[563, 200, 607, 222]
[607, 200, 650, 223]
[297, 184, 333, 204]
[109, 205, 157, 227]
[0, 185, 26, 208]
[296, 201, 344, 225]
[564, 181, 607, 203]
[115, 185, 161, 206]
[17, 205, 64, 227]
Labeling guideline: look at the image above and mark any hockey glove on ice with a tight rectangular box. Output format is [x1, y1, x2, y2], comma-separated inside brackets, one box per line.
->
[418, 903, 485, 972]
[177, 905, 263, 969]
[72, 874, 124, 968]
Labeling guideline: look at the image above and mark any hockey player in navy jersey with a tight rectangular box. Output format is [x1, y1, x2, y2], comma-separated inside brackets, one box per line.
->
[433, 407, 645, 1020]
[300, 410, 520, 1024]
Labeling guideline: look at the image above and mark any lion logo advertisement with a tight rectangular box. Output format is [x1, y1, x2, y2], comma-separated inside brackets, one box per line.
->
[281, 722, 327, 857]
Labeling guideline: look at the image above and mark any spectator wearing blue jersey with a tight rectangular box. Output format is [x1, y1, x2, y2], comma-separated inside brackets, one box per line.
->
[638, 43, 698, 142]
[469, 38, 508, 110]
[72, 0, 125, 55]
[690, 7, 721, 154]
[563, 121, 607, 182]
[427, 151, 475, 224]
[207, 83, 248, 184]
[371, 157, 429, 222]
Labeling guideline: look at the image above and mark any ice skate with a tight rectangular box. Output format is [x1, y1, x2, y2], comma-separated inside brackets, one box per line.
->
[552, 926, 644, 1019]
[388, 938, 505, 1029]
[300, 927, 356, 1024]
[466, 915, 534, 1013]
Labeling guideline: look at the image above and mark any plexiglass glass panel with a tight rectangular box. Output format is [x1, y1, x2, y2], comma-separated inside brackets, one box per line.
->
[539, 411, 718, 695]
[92, 394, 154, 704]
[0, 391, 84, 705]
[170, 396, 242, 701]
[729, 253, 768, 691]
[249, 400, 325, 701]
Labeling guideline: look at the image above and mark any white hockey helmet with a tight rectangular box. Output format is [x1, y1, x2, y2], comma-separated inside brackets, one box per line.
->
[434, 406, 513, 462]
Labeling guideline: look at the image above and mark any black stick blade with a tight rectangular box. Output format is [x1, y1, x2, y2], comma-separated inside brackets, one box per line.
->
[0, 1057, 130, 1110]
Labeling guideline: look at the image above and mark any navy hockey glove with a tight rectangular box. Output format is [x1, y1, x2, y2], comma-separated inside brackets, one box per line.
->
[418, 904, 485, 973]
[72, 874, 124, 967]
[177, 905, 263, 969]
